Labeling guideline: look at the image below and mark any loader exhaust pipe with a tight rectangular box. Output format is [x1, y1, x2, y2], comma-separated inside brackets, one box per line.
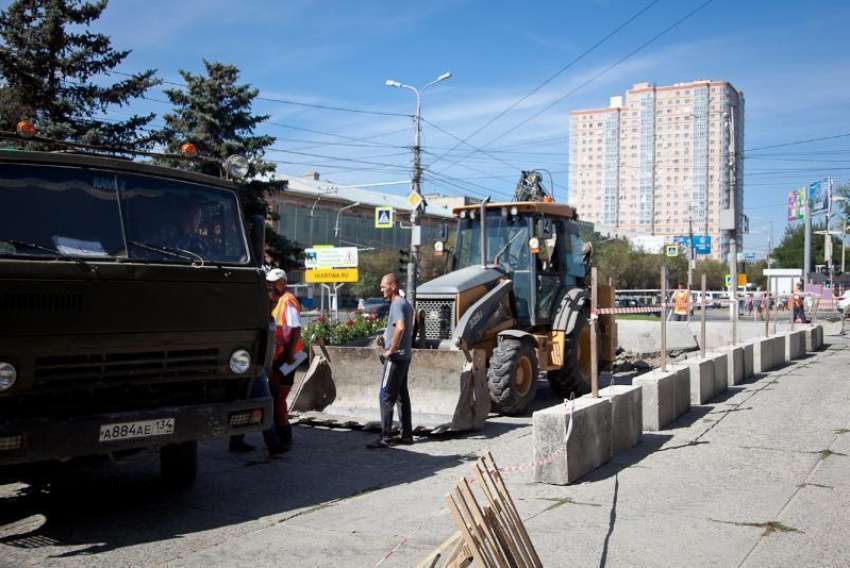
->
[480, 197, 490, 268]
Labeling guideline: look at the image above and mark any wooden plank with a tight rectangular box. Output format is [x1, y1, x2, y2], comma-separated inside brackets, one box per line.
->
[451, 485, 499, 568]
[457, 478, 509, 568]
[445, 492, 491, 568]
[474, 461, 530, 567]
[483, 451, 543, 568]
[416, 532, 462, 568]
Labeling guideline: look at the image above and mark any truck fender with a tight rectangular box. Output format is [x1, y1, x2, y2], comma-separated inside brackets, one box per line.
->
[553, 288, 590, 336]
[452, 279, 514, 349]
[496, 329, 537, 347]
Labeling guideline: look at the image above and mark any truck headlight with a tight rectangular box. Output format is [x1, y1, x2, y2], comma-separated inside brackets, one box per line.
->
[0, 362, 17, 391]
[229, 350, 251, 374]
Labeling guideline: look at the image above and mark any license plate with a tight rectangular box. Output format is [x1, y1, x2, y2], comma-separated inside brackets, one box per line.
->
[99, 418, 175, 442]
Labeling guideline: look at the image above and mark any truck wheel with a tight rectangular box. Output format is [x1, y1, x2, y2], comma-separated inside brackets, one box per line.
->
[487, 338, 538, 415]
[161, 441, 198, 488]
[548, 314, 592, 397]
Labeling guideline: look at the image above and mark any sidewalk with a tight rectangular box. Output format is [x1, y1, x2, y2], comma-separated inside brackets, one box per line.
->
[0, 336, 847, 567]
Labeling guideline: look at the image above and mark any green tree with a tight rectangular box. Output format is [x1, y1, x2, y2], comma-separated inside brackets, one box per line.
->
[0, 0, 160, 150]
[159, 60, 301, 268]
[772, 220, 838, 269]
[349, 249, 396, 298]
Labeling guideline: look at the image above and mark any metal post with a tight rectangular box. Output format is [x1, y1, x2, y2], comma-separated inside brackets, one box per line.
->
[827, 177, 834, 292]
[591, 267, 599, 398]
[726, 112, 739, 347]
[804, 185, 812, 281]
[842, 218, 847, 275]
[700, 273, 707, 359]
[660, 264, 667, 372]
[687, 211, 695, 322]
[765, 275, 770, 338]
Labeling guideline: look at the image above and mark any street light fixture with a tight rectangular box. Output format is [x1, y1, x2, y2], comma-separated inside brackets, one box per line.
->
[334, 201, 361, 245]
[384, 71, 452, 306]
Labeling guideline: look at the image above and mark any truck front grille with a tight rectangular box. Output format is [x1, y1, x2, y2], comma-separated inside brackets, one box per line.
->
[32, 348, 220, 391]
[417, 299, 455, 341]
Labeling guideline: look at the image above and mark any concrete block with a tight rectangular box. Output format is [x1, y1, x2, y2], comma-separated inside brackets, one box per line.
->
[716, 346, 744, 386]
[751, 337, 775, 374]
[633, 367, 687, 432]
[785, 330, 806, 361]
[805, 325, 824, 351]
[671, 365, 692, 419]
[684, 358, 715, 405]
[709, 352, 729, 396]
[741, 342, 754, 379]
[597, 385, 643, 454]
[533, 397, 612, 485]
[772, 336, 788, 366]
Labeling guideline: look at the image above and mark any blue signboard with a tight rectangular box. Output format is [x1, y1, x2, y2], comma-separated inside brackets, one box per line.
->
[809, 179, 829, 216]
[693, 235, 711, 255]
[673, 235, 711, 255]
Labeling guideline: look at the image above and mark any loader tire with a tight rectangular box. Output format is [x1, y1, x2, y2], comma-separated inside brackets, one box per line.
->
[487, 338, 538, 415]
[548, 312, 593, 398]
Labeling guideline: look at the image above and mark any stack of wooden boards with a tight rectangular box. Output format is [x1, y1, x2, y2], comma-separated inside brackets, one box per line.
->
[418, 451, 542, 568]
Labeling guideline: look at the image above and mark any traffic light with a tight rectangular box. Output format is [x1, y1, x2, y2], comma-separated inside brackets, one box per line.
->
[399, 249, 410, 275]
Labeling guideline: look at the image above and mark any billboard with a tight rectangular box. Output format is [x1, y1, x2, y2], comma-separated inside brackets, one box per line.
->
[787, 188, 806, 222]
[809, 179, 829, 216]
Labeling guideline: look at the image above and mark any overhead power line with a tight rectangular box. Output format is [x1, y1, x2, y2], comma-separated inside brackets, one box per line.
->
[435, 0, 715, 174]
[424, 0, 662, 170]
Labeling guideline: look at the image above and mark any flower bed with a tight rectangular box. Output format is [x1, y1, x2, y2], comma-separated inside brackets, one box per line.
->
[303, 312, 387, 350]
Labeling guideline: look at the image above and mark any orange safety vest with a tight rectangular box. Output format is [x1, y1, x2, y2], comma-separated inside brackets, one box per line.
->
[272, 290, 303, 359]
[673, 289, 690, 315]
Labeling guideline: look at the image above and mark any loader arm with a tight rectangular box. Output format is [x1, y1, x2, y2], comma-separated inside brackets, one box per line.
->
[452, 279, 516, 350]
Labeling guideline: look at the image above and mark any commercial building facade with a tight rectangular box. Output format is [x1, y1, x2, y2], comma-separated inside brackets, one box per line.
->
[568, 80, 745, 261]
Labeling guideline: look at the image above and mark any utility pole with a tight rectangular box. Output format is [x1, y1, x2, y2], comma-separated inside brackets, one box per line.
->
[826, 176, 834, 291]
[804, 184, 811, 281]
[687, 209, 695, 321]
[385, 72, 452, 307]
[724, 111, 739, 345]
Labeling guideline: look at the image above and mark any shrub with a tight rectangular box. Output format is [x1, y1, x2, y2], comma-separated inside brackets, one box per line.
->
[302, 312, 387, 349]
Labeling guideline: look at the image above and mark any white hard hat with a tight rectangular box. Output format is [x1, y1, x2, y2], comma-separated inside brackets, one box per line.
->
[266, 268, 287, 282]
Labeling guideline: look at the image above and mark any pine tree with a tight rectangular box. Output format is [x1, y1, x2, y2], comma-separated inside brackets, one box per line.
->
[160, 60, 301, 268]
[0, 0, 160, 151]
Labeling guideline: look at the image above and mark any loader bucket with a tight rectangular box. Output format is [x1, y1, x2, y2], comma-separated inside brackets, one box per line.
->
[291, 346, 491, 434]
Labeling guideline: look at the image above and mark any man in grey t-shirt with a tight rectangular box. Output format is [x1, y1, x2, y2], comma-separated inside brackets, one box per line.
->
[367, 272, 414, 449]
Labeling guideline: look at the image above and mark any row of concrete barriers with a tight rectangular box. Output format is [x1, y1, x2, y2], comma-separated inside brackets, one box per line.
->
[532, 325, 825, 485]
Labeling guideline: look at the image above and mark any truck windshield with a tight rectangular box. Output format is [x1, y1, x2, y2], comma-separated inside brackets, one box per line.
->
[453, 211, 530, 272]
[0, 162, 249, 265]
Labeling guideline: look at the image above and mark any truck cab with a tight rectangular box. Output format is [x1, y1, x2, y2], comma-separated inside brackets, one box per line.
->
[0, 151, 273, 486]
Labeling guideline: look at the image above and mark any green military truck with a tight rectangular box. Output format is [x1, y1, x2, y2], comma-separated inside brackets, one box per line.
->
[0, 150, 274, 486]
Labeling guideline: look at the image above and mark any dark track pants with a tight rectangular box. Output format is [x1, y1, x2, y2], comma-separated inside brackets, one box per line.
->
[379, 357, 412, 440]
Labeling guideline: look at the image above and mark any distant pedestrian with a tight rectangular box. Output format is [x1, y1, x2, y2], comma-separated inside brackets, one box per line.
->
[367, 273, 414, 449]
[672, 282, 689, 321]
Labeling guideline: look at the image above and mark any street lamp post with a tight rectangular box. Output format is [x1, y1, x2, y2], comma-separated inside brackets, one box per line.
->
[385, 71, 451, 306]
[334, 201, 361, 246]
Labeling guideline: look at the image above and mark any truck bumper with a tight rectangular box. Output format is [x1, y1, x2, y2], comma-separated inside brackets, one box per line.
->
[0, 396, 272, 467]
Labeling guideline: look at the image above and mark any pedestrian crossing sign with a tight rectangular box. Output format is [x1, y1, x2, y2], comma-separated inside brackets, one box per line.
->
[665, 245, 678, 257]
[375, 206, 394, 229]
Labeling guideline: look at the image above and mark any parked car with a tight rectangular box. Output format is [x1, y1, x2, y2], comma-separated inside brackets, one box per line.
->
[837, 293, 850, 315]
[363, 297, 390, 318]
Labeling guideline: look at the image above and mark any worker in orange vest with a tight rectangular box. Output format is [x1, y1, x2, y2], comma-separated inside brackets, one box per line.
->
[790, 283, 807, 323]
[672, 282, 690, 321]
[267, 268, 303, 450]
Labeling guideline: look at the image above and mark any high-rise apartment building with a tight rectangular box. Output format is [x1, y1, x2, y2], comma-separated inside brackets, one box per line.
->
[568, 80, 744, 261]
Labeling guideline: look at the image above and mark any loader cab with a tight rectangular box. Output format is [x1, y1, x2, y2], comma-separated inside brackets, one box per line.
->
[451, 204, 585, 326]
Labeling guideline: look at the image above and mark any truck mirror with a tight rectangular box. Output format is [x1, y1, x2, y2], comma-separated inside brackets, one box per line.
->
[250, 214, 265, 267]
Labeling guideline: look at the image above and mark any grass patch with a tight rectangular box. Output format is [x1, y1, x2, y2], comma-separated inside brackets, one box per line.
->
[617, 314, 661, 321]
[817, 449, 848, 460]
[713, 519, 802, 537]
[460, 452, 480, 462]
[835, 429, 850, 435]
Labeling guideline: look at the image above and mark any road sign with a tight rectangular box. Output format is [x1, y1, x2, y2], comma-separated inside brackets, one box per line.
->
[375, 206, 393, 229]
[725, 274, 747, 287]
[305, 268, 359, 283]
[304, 247, 359, 269]
[665, 245, 678, 257]
[407, 191, 424, 209]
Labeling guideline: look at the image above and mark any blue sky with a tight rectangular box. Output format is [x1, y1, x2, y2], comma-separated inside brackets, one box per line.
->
[46, 0, 850, 256]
